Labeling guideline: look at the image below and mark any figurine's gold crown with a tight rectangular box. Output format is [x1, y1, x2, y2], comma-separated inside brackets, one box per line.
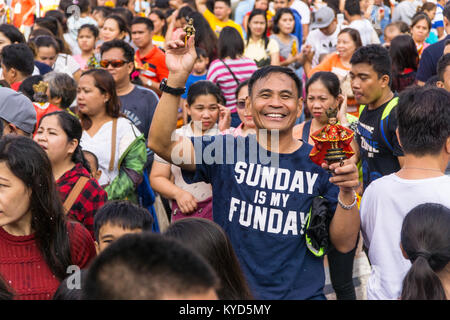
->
[325, 107, 338, 119]
[32, 81, 49, 94]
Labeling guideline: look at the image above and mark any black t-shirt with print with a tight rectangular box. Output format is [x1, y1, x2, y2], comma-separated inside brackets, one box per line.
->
[356, 95, 404, 190]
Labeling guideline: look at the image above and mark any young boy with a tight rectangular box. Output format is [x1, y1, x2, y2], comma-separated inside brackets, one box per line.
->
[94, 200, 154, 253]
[179, 47, 209, 125]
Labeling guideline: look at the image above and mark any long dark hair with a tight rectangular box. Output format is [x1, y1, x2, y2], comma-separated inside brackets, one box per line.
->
[186, 11, 218, 62]
[218, 27, 244, 59]
[306, 71, 341, 98]
[150, 9, 168, 36]
[78, 69, 121, 130]
[400, 203, 450, 300]
[246, 9, 269, 50]
[187, 80, 225, 106]
[104, 14, 130, 39]
[39, 111, 92, 173]
[0, 136, 72, 280]
[389, 34, 419, 92]
[164, 218, 253, 300]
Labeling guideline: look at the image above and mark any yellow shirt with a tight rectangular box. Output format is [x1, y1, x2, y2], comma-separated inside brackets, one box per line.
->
[244, 38, 279, 62]
[203, 9, 244, 39]
[152, 35, 165, 50]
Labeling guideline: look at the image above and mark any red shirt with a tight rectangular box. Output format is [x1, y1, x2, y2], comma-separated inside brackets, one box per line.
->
[33, 102, 61, 133]
[56, 163, 107, 238]
[135, 46, 169, 83]
[10, 81, 22, 91]
[0, 221, 96, 300]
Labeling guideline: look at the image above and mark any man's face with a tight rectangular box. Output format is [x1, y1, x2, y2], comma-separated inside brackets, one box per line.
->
[101, 47, 133, 86]
[249, 72, 302, 135]
[319, 19, 337, 36]
[214, 1, 231, 21]
[437, 65, 450, 92]
[131, 23, 153, 49]
[95, 222, 143, 253]
[273, 0, 289, 11]
[350, 62, 388, 105]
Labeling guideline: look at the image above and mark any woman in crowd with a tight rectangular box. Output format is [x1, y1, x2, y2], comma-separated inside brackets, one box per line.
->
[34, 111, 108, 238]
[0, 136, 96, 300]
[305, 28, 363, 116]
[244, 9, 280, 67]
[222, 80, 256, 137]
[242, 0, 273, 34]
[100, 14, 129, 43]
[33, 16, 72, 55]
[164, 217, 254, 300]
[150, 81, 227, 222]
[401, 203, 450, 300]
[73, 24, 100, 71]
[207, 27, 257, 128]
[389, 34, 419, 92]
[77, 69, 147, 202]
[416, 2, 439, 44]
[410, 13, 432, 58]
[31, 35, 82, 81]
[149, 9, 168, 50]
[269, 8, 302, 71]
[293, 71, 359, 300]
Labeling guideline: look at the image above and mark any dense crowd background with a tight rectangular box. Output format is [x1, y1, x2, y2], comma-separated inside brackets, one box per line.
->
[0, 0, 448, 301]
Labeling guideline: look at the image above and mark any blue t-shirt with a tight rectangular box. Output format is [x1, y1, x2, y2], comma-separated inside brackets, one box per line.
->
[181, 73, 207, 100]
[416, 35, 450, 83]
[182, 134, 338, 299]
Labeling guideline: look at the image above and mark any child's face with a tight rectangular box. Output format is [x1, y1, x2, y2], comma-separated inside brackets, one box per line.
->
[84, 153, 102, 181]
[95, 222, 143, 254]
[384, 26, 401, 44]
[193, 56, 209, 75]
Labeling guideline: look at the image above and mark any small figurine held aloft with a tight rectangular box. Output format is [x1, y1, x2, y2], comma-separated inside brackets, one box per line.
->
[309, 107, 354, 168]
[183, 17, 195, 44]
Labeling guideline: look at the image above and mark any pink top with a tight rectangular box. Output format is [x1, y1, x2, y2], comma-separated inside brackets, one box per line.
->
[207, 58, 257, 112]
[72, 55, 88, 71]
[221, 122, 245, 137]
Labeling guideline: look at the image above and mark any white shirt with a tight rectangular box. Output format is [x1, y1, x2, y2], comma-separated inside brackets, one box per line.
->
[290, 0, 311, 24]
[360, 173, 450, 300]
[305, 24, 341, 68]
[348, 19, 381, 46]
[53, 54, 81, 77]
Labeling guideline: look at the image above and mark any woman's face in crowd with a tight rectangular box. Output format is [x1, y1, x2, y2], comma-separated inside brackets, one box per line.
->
[77, 74, 109, 118]
[306, 80, 339, 125]
[336, 32, 357, 59]
[0, 161, 32, 232]
[77, 28, 97, 52]
[36, 46, 58, 67]
[424, 8, 436, 21]
[149, 13, 164, 35]
[249, 14, 266, 38]
[255, 0, 269, 10]
[0, 32, 12, 54]
[278, 13, 295, 35]
[187, 94, 220, 133]
[236, 85, 255, 129]
[411, 19, 430, 43]
[34, 115, 77, 165]
[101, 18, 124, 42]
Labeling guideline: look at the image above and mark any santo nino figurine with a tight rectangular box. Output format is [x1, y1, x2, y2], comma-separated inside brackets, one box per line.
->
[309, 107, 354, 167]
[183, 18, 195, 44]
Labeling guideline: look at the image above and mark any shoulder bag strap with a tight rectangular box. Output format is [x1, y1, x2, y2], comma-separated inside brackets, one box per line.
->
[220, 59, 240, 85]
[109, 118, 118, 172]
[63, 176, 90, 214]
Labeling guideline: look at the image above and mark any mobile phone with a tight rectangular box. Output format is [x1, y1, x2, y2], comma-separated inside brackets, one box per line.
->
[337, 13, 344, 25]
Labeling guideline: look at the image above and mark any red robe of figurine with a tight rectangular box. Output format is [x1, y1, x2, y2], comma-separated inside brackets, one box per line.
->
[309, 120, 355, 166]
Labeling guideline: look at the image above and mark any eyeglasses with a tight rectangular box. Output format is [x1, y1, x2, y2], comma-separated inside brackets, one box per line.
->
[236, 100, 246, 109]
[99, 59, 128, 68]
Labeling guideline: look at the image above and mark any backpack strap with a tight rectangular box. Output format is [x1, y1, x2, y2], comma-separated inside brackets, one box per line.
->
[63, 176, 89, 214]
[109, 118, 118, 172]
[379, 97, 399, 152]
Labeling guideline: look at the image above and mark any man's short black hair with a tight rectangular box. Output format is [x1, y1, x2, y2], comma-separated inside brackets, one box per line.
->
[215, 0, 231, 7]
[1, 44, 35, 76]
[100, 39, 135, 63]
[131, 16, 154, 32]
[248, 65, 303, 99]
[396, 86, 450, 156]
[83, 233, 219, 299]
[350, 44, 392, 82]
[344, 0, 360, 16]
[443, 2, 450, 21]
[93, 200, 154, 241]
[437, 53, 450, 82]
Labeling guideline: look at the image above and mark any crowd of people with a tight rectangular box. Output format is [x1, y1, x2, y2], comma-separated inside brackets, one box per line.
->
[0, 0, 448, 301]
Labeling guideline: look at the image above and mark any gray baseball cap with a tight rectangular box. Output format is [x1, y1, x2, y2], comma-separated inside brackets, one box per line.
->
[311, 6, 335, 29]
[0, 87, 36, 134]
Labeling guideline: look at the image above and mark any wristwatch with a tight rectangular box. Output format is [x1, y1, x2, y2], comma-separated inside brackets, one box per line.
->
[159, 78, 186, 96]
[146, 79, 152, 87]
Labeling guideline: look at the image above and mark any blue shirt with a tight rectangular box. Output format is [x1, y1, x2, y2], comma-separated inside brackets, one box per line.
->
[181, 73, 207, 100]
[291, 8, 303, 51]
[182, 134, 339, 299]
[416, 35, 450, 83]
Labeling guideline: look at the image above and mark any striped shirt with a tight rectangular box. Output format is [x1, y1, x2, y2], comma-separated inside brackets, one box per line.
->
[207, 58, 257, 112]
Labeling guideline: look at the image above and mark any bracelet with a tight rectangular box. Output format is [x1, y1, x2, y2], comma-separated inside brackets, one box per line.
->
[338, 191, 357, 210]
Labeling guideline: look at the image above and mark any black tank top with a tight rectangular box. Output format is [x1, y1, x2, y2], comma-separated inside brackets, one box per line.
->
[302, 120, 312, 145]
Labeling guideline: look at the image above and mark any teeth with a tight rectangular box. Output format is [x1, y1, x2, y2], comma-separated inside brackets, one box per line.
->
[266, 114, 285, 118]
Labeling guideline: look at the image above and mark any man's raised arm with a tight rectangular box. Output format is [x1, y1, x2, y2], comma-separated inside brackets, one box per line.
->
[148, 29, 197, 171]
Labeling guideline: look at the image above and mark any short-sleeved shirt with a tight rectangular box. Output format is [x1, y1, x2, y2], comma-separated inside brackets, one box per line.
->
[53, 54, 80, 77]
[203, 8, 245, 39]
[348, 19, 380, 46]
[416, 35, 450, 83]
[305, 26, 341, 68]
[135, 46, 169, 83]
[181, 73, 207, 100]
[182, 134, 339, 299]
[355, 96, 404, 190]
[243, 38, 279, 65]
[119, 85, 159, 140]
[270, 34, 300, 70]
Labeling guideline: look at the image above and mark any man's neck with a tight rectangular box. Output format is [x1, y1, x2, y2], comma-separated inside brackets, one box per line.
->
[138, 43, 154, 57]
[116, 80, 135, 96]
[395, 154, 446, 179]
[368, 89, 394, 110]
[256, 129, 302, 154]
[348, 15, 362, 23]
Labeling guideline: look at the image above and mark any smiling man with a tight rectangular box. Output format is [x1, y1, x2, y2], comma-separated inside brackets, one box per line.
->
[148, 29, 361, 300]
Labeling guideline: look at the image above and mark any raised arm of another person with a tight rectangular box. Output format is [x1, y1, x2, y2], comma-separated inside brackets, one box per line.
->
[195, 0, 208, 14]
[148, 29, 198, 171]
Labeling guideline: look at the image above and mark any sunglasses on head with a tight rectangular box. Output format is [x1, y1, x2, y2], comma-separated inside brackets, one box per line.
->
[100, 59, 128, 68]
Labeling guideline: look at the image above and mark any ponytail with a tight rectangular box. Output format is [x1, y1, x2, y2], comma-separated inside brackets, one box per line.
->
[72, 145, 92, 174]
